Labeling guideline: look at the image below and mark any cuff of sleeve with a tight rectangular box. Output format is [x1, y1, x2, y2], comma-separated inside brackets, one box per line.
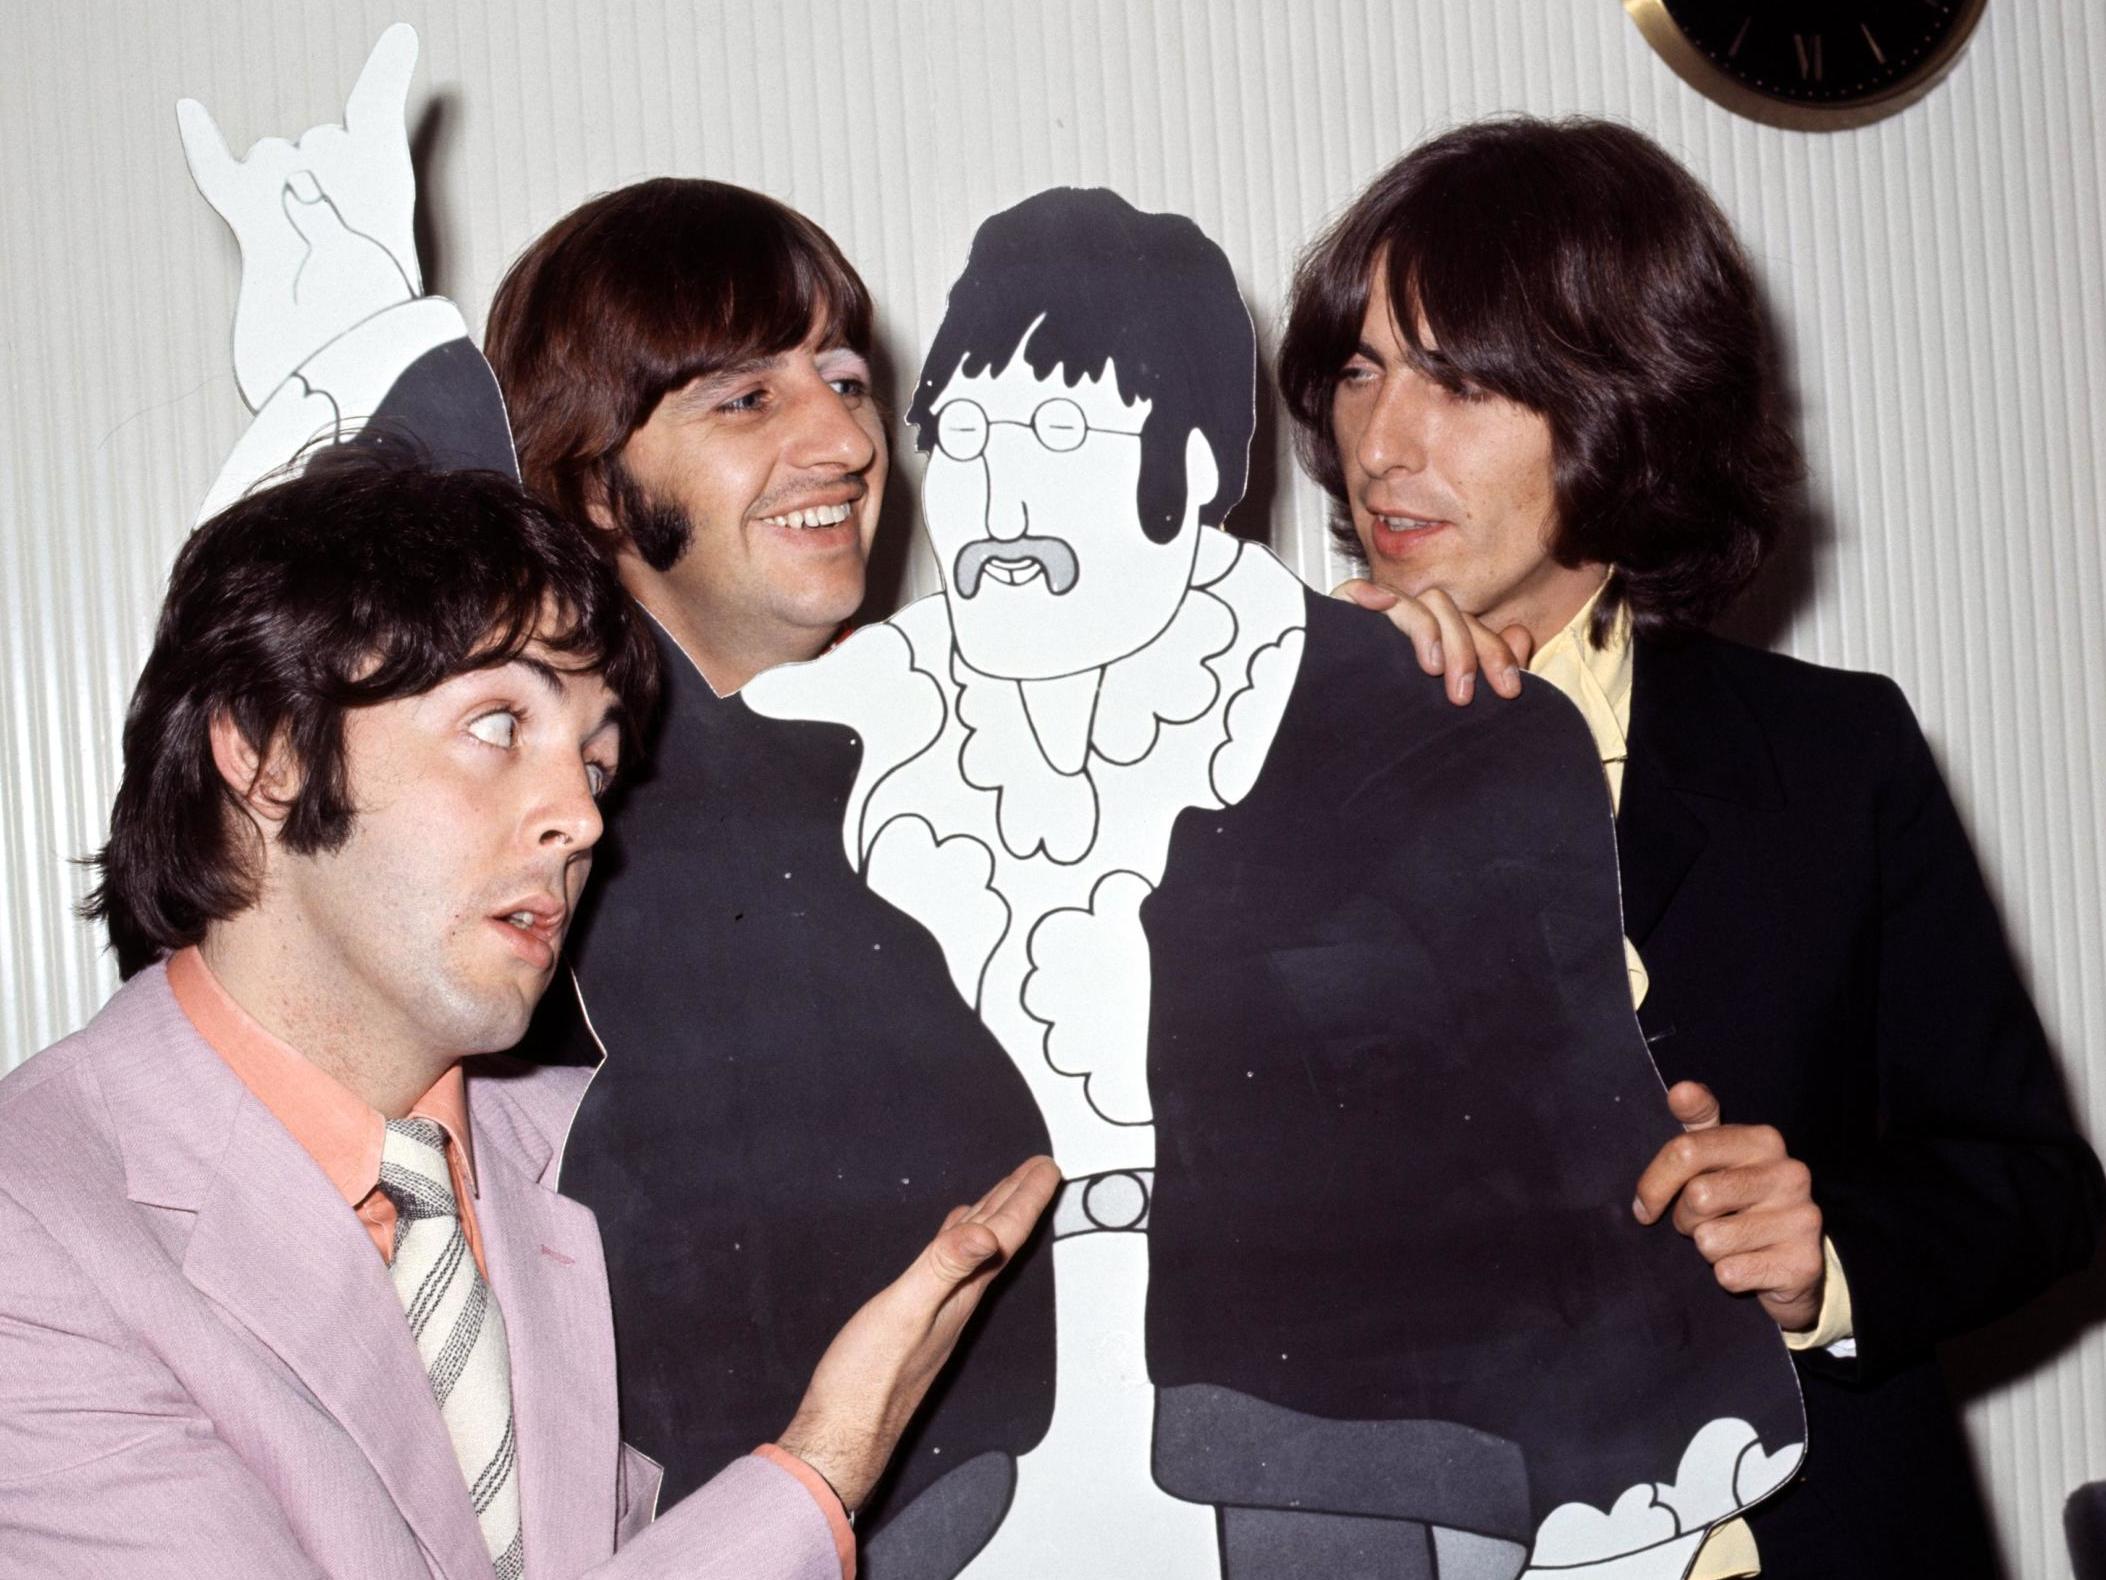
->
[754, 1444, 857, 1580]
[297, 294, 469, 391]
[1782, 1234, 1855, 1353]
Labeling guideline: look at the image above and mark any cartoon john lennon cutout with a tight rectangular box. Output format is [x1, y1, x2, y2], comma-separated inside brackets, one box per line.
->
[739, 189, 1807, 1580]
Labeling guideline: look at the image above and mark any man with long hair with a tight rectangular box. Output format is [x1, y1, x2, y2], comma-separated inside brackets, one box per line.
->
[1278, 115, 2103, 1577]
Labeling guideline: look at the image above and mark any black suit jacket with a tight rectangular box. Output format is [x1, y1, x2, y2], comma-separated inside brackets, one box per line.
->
[1620, 631, 2104, 1576]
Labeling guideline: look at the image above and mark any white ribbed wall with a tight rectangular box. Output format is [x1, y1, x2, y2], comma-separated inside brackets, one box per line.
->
[3, 3, 2100, 1571]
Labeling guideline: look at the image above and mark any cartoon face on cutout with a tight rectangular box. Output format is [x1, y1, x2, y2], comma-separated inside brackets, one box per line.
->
[908, 188, 1257, 683]
[922, 323, 1216, 681]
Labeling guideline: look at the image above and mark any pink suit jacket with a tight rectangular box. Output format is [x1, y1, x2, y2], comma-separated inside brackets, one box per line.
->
[0, 964, 841, 1580]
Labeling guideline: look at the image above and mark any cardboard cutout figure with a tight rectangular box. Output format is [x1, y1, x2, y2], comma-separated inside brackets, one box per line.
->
[180, 50, 1804, 1571]
[178, 24, 515, 520]
[732, 190, 1807, 1580]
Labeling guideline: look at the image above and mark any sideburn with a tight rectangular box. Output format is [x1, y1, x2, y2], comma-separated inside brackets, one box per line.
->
[603, 461, 696, 573]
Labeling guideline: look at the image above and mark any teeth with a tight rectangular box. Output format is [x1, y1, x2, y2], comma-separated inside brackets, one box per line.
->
[506, 911, 534, 928]
[761, 502, 854, 530]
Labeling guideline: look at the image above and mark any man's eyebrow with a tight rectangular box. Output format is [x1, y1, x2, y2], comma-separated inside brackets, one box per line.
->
[673, 354, 788, 402]
[510, 655, 568, 696]
[502, 658, 626, 741]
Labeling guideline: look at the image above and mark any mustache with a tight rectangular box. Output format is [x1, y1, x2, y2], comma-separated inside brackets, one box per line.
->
[952, 535, 1080, 598]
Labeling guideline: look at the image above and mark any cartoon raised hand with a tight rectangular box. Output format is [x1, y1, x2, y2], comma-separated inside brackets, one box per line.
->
[177, 22, 421, 411]
[179, 23, 502, 524]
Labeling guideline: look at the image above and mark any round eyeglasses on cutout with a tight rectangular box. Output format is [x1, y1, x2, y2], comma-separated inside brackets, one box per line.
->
[933, 397, 1144, 463]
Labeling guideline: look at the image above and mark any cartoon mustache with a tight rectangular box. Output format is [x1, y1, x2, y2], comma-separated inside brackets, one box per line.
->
[951, 535, 1080, 598]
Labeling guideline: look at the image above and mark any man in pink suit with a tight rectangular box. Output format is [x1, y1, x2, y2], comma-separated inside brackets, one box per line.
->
[0, 455, 1055, 1580]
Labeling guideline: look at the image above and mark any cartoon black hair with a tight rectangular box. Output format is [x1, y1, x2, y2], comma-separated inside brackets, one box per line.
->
[906, 188, 1255, 544]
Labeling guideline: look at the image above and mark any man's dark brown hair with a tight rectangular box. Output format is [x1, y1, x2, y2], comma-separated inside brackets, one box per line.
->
[82, 453, 658, 979]
[1277, 116, 1803, 639]
[484, 177, 874, 567]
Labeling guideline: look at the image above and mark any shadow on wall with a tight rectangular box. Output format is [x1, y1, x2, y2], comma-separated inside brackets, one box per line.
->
[1714, 489, 1826, 651]
[1715, 289, 1826, 650]
[1218, 339, 1280, 548]
[1946, 1239, 2106, 1409]
[1940, 1016, 2105, 1574]
[410, 94, 457, 302]
[857, 328, 918, 626]
[1946, 1234, 2106, 1577]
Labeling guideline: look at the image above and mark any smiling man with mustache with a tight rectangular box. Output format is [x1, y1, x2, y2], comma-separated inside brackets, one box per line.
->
[486, 178, 888, 699]
[484, 181, 1070, 1561]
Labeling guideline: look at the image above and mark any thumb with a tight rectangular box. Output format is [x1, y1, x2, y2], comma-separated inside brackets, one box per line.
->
[1332, 577, 1398, 610]
[1499, 622, 1536, 669]
[1666, 1080, 1722, 1131]
[281, 175, 353, 244]
[923, 1220, 1002, 1287]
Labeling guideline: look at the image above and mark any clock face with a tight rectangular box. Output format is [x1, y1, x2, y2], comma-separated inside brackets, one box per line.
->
[1658, 0, 1983, 107]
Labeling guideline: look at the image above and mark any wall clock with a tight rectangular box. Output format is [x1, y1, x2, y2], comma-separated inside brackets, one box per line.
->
[1624, 0, 1990, 130]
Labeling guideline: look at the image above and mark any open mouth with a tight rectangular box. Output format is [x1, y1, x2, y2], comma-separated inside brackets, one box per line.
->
[489, 900, 565, 969]
[497, 907, 561, 943]
[1366, 511, 1452, 554]
[755, 501, 856, 531]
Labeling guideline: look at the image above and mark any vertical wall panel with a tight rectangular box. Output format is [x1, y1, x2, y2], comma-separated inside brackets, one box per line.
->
[2, 2, 2100, 1571]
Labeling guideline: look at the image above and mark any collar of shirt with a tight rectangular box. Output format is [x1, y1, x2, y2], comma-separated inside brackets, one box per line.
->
[1526, 578, 1634, 778]
[164, 945, 484, 1270]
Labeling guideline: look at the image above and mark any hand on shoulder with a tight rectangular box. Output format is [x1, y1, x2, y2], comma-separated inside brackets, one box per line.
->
[1331, 579, 1532, 705]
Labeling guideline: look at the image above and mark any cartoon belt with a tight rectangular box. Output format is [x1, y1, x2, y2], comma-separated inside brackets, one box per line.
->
[1050, 1168, 1153, 1240]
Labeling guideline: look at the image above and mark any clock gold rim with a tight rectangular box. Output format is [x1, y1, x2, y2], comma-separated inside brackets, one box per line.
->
[1623, 0, 1990, 131]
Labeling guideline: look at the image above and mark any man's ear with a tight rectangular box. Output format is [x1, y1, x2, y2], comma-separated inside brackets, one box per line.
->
[583, 456, 648, 547]
[582, 468, 621, 536]
[1181, 429, 1221, 530]
[208, 710, 299, 829]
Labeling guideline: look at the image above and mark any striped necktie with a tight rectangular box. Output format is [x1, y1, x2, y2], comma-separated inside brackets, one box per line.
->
[379, 1116, 525, 1579]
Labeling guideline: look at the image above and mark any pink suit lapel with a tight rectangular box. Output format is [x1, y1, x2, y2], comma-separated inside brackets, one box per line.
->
[101, 968, 497, 1580]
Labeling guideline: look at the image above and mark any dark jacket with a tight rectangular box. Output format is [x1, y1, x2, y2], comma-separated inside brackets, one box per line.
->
[1620, 630, 2105, 1576]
